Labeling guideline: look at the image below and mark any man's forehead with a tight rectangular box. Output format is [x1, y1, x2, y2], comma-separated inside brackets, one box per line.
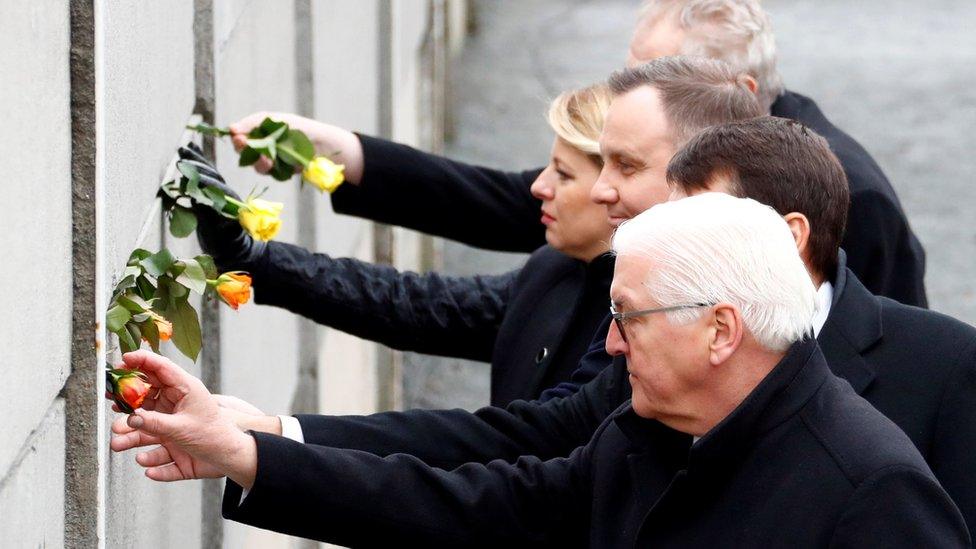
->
[610, 254, 652, 304]
[601, 87, 668, 154]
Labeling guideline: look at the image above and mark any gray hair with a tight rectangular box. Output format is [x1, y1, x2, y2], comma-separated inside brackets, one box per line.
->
[607, 56, 764, 146]
[639, 0, 783, 110]
[612, 193, 816, 352]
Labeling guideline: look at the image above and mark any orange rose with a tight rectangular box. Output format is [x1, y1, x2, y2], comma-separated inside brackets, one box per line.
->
[147, 311, 173, 341]
[107, 369, 152, 414]
[212, 272, 252, 310]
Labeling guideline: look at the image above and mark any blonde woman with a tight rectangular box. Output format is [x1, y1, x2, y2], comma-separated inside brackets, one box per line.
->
[182, 84, 615, 406]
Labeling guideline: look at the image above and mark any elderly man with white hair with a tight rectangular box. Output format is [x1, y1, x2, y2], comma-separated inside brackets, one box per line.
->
[110, 194, 966, 546]
[221, 0, 926, 307]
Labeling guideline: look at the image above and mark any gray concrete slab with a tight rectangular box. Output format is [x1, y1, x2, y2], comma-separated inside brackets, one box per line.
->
[406, 0, 976, 410]
[0, 399, 66, 549]
[0, 0, 73, 480]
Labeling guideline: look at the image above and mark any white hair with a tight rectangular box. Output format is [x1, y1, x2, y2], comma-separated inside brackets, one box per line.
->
[612, 193, 816, 352]
[639, 0, 783, 110]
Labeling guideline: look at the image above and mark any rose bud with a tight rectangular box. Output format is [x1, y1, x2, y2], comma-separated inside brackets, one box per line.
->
[302, 156, 345, 193]
[210, 271, 252, 310]
[147, 310, 173, 341]
[238, 197, 283, 242]
[106, 368, 153, 414]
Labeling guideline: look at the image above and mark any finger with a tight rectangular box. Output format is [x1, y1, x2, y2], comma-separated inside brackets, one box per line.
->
[127, 408, 184, 438]
[112, 415, 135, 434]
[137, 446, 175, 468]
[111, 430, 161, 452]
[231, 134, 247, 153]
[228, 111, 270, 135]
[255, 156, 273, 174]
[121, 350, 193, 392]
[145, 463, 190, 482]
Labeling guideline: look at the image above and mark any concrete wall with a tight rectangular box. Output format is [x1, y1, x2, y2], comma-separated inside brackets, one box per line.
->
[0, 0, 463, 547]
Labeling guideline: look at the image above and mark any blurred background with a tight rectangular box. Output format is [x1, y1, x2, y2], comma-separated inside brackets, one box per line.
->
[1, 1, 973, 547]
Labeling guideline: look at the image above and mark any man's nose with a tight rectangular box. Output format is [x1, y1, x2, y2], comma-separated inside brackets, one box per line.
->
[591, 175, 617, 205]
[605, 320, 627, 356]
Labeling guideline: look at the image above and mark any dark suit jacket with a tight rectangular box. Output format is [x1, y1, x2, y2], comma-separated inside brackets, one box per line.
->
[223, 339, 969, 547]
[332, 92, 927, 307]
[248, 241, 613, 406]
[294, 254, 976, 538]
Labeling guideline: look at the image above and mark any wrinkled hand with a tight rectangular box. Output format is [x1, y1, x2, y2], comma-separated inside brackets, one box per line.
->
[176, 143, 265, 270]
[229, 111, 365, 183]
[109, 350, 258, 488]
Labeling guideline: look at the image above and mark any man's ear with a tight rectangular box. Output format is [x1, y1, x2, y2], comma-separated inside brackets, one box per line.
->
[708, 303, 743, 366]
[740, 74, 759, 95]
[783, 212, 812, 260]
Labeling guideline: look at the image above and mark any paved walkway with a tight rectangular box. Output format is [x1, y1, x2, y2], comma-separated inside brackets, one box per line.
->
[403, 0, 976, 410]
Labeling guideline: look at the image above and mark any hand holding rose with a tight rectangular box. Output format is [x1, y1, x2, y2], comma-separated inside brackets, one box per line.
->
[109, 350, 259, 488]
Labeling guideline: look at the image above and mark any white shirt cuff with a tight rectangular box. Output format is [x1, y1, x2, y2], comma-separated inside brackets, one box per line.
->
[278, 415, 305, 443]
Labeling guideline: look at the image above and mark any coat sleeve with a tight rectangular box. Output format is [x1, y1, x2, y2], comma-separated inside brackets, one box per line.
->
[222, 433, 593, 547]
[295, 352, 624, 469]
[929, 338, 976, 541]
[330, 134, 547, 253]
[842, 189, 928, 308]
[828, 466, 971, 548]
[248, 239, 515, 362]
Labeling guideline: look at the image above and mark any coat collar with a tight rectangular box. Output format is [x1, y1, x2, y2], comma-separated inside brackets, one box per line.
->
[817, 250, 883, 393]
[616, 337, 828, 487]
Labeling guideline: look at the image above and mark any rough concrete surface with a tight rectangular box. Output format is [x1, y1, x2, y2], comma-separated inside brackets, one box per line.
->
[404, 0, 976, 410]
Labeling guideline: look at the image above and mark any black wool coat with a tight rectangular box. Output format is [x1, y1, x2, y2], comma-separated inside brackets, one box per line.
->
[293, 255, 976, 540]
[332, 92, 927, 307]
[223, 339, 969, 547]
[247, 241, 614, 406]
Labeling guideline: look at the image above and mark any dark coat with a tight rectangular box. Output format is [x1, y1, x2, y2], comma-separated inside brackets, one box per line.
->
[332, 92, 927, 307]
[293, 254, 976, 539]
[223, 339, 969, 547]
[249, 241, 614, 406]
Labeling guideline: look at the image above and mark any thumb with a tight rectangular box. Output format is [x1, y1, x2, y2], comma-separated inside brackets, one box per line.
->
[127, 409, 184, 438]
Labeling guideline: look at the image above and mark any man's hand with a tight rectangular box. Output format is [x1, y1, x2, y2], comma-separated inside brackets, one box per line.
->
[229, 111, 365, 184]
[214, 394, 283, 435]
[110, 350, 259, 489]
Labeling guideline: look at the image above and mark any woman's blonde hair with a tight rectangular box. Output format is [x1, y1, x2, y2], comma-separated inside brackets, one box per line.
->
[546, 83, 612, 164]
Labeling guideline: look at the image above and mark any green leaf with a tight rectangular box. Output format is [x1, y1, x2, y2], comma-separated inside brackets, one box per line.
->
[117, 293, 153, 313]
[177, 161, 201, 184]
[186, 122, 231, 137]
[169, 206, 197, 238]
[278, 129, 314, 167]
[269, 156, 295, 181]
[239, 146, 260, 167]
[257, 117, 288, 137]
[106, 304, 132, 333]
[201, 185, 228, 212]
[135, 275, 156, 301]
[175, 259, 208, 295]
[195, 254, 218, 279]
[127, 248, 153, 266]
[119, 322, 142, 354]
[140, 249, 177, 277]
[138, 317, 160, 353]
[165, 297, 202, 361]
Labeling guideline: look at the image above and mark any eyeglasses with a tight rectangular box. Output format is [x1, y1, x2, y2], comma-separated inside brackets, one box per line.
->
[609, 300, 715, 343]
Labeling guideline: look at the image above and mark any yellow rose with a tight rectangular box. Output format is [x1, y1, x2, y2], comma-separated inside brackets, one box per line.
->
[302, 156, 345, 193]
[238, 198, 283, 242]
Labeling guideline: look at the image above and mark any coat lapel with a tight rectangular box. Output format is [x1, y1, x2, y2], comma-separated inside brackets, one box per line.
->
[819, 260, 882, 394]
